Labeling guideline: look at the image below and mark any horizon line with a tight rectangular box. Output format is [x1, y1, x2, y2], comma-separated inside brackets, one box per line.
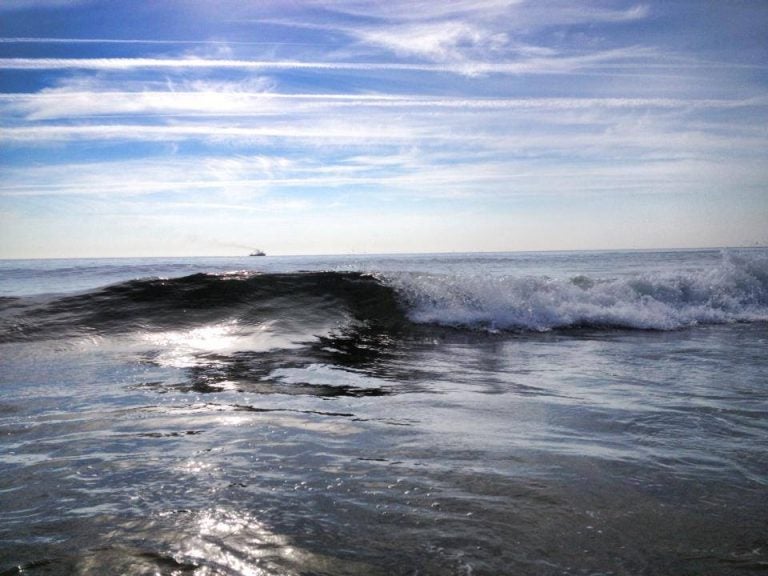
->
[2, 245, 764, 261]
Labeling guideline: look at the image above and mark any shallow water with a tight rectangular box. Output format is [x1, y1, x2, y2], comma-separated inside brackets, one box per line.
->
[1, 250, 767, 575]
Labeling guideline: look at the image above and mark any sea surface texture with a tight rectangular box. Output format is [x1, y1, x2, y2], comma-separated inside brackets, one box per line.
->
[1, 249, 767, 575]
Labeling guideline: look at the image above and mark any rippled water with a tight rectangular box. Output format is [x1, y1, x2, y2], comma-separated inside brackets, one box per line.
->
[1, 250, 767, 575]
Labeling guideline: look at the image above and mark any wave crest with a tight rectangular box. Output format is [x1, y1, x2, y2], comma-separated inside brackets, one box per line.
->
[0, 271, 404, 342]
[384, 252, 768, 331]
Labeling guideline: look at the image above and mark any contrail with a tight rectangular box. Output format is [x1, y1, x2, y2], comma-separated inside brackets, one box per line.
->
[0, 57, 448, 72]
[0, 37, 319, 46]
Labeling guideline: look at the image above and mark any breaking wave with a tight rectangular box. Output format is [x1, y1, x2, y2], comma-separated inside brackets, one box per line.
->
[1, 252, 766, 342]
[387, 251, 768, 331]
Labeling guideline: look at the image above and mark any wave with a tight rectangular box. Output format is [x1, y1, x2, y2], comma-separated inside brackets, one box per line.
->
[1, 253, 767, 343]
[385, 251, 768, 331]
[0, 272, 404, 343]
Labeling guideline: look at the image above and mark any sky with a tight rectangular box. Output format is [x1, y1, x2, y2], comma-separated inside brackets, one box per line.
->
[1, 0, 767, 258]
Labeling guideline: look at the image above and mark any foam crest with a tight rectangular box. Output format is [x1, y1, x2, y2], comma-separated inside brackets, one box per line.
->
[384, 252, 768, 331]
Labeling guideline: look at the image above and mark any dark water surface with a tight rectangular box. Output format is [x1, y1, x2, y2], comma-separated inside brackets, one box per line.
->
[1, 251, 767, 575]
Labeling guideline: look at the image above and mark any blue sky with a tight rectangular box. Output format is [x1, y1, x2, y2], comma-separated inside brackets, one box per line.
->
[1, 0, 766, 257]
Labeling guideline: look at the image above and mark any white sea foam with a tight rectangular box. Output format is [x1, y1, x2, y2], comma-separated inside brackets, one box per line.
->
[383, 252, 768, 331]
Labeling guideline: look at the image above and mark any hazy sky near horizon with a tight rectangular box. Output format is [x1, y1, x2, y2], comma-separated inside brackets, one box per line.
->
[1, 1, 767, 257]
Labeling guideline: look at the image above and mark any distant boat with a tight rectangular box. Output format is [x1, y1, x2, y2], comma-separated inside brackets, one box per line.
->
[249, 249, 266, 257]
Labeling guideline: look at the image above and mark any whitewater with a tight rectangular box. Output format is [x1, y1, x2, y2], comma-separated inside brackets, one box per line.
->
[1, 249, 767, 575]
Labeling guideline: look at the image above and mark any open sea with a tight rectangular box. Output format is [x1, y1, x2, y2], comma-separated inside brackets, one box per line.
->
[1, 248, 767, 575]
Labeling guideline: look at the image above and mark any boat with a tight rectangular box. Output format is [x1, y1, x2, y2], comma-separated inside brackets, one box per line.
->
[249, 249, 266, 257]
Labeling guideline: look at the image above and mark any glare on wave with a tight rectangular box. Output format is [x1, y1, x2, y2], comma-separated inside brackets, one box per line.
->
[143, 320, 241, 367]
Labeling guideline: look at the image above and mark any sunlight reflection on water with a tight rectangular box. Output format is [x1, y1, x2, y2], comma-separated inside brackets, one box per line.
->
[173, 507, 293, 576]
[144, 321, 241, 368]
[142, 319, 312, 369]
[153, 506, 382, 576]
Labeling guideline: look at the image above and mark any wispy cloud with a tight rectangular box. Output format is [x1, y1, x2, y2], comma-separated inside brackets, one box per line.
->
[0, 46, 665, 76]
[0, 57, 400, 70]
[3, 82, 764, 121]
[308, 0, 523, 21]
[3, 151, 761, 205]
[259, 0, 651, 69]
[305, 0, 648, 27]
[0, 122, 425, 143]
[0, 36, 317, 46]
[349, 20, 511, 63]
[3, 88, 764, 195]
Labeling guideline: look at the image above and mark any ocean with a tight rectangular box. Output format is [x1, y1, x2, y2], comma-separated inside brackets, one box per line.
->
[1, 249, 767, 575]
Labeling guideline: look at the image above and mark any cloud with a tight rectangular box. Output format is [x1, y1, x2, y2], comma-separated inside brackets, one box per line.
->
[0, 122, 423, 144]
[3, 151, 761, 204]
[0, 57, 448, 73]
[0, 37, 312, 46]
[258, 0, 651, 68]
[0, 46, 664, 76]
[0, 57, 346, 70]
[2, 83, 763, 121]
[0, 79, 282, 119]
[309, 0, 522, 21]
[0, 0, 663, 81]
[351, 20, 511, 63]
[305, 0, 648, 27]
[0, 155, 295, 197]
[512, 2, 650, 27]
[2, 85, 764, 175]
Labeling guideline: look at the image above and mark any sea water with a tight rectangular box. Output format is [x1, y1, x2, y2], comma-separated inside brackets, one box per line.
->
[1, 249, 767, 575]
